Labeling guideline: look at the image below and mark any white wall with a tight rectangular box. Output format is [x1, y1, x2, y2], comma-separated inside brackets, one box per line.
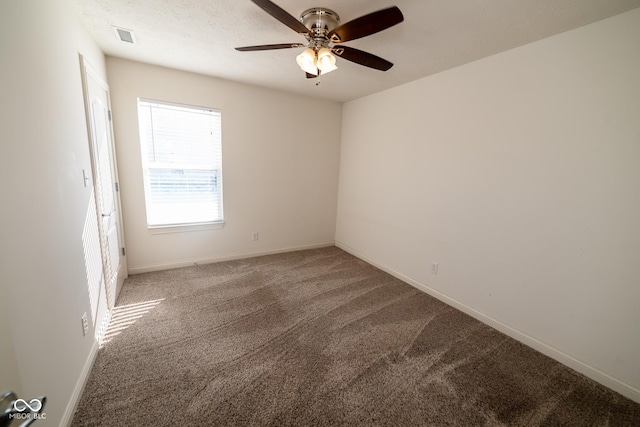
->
[0, 0, 107, 424]
[106, 58, 342, 273]
[336, 8, 640, 402]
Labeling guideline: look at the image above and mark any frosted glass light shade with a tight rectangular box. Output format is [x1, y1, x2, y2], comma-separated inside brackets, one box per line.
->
[296, 48, 318, 75]
[317, 48, 337, 74]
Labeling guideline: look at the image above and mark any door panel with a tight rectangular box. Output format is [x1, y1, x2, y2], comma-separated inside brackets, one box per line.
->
[81, 57, 125, 313]
[90, 94, 119, 305]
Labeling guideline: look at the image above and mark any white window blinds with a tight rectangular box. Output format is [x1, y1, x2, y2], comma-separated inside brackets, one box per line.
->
[137, 99, 223, 227]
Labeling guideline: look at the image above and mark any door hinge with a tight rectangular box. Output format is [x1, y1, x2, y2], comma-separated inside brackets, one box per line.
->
[115, 182, 119, 192]
[121, 247, 126, 256]
[108, 110, 112, 121]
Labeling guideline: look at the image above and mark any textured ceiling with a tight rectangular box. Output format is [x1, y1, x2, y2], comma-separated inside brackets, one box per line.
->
[73, 0, 640, 102]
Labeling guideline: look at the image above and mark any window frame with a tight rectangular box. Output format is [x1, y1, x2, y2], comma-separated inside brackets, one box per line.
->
[137, 98, 224, 233]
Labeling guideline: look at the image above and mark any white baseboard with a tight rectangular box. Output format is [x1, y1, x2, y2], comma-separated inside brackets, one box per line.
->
[335, 241, 640, 404]
[127, 241, 336, 275]
[60, 340, 99, 426]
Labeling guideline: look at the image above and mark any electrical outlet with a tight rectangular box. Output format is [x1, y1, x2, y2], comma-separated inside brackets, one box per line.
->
[81, 312, 89, 336]
[252, 232, 259, 241]
[431, 262, 439, 275]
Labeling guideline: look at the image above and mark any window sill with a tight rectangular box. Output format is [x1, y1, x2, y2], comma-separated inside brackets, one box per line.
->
[148, 221, 225, 234]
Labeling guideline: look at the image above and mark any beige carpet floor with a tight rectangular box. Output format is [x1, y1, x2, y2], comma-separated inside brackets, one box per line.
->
[72, 246, 640, 426]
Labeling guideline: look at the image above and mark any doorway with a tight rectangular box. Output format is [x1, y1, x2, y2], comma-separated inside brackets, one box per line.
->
[80, 56, 127, 338]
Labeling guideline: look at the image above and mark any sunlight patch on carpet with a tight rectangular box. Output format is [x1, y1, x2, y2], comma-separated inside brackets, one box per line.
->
[100, 298, 165, 347]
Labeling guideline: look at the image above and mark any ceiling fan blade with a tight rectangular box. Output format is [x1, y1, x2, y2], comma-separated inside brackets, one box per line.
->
[328, 6, 404, 43]
[236, 43, 304, 52]
[332, 46, 393, 71]
[250, 0, 310, 34]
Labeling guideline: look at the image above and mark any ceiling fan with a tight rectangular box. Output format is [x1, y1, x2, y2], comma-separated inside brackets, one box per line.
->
[235, 0, 404, 78]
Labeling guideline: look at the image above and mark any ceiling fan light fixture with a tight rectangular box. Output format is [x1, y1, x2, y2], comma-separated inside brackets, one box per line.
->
[237, 1, 404, 79]
[317, 47, 337, 74]
[296, 48, 318, 75]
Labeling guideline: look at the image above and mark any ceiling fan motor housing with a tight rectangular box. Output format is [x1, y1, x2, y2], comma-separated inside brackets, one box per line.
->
[301, 8, 340, 45]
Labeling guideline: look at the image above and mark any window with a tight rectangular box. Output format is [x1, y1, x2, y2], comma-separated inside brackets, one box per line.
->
[137, 99, 223, 229]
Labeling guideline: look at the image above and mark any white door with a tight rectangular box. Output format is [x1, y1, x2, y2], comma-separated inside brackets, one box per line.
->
[81, 57, 125, 310]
